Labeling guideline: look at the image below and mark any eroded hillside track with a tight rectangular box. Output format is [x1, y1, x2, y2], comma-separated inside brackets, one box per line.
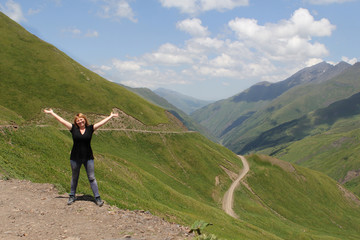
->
[222, 155, 249, 218]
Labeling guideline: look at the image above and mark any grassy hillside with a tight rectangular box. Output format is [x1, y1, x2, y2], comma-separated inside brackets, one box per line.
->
[0, 125, 249, 239]
[2, 11, 360, 239]
[260, 119, 360, 197]
[238, 90, 360, 199]
[2, 126, 360, 239]
[1, 123, 289, 240]
[0, 12, 167, 126]
[240, 91, 360, 153]
[233, 155, 360, 240]
[0, 12, 271, 239]
[191, 98, 269, 138]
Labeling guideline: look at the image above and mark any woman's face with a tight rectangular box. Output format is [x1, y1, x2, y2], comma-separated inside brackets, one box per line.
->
[76, 118, 86, 128]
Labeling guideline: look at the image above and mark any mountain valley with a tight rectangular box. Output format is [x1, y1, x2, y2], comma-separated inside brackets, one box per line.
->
[2, 11, 360, 240]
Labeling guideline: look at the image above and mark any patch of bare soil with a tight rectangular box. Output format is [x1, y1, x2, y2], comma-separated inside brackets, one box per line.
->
[259, 155, 295, 173]
[340, 169, 360, 184]
[0, 179, 193, 240]
[337, 184, 360, 206]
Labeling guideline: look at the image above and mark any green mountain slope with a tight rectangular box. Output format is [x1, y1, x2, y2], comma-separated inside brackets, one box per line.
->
[2, 11, 360, 239]
[0, 12, 167, 126]
[259, 116, 360, 197]
[222, 62, 360, 154]
[0, 126, 256, 239]
[191, 62, 350, 143]
[191, 97, 269, 138]
[0, 12, 262, 238]
[234, 155, 360, 240]
[241, 91, 360, 153]
[3, 125, 360, 239]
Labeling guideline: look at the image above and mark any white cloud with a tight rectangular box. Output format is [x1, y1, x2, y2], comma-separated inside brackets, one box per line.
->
[341, 56, 358, 65]
[118, 68, 190, 89]
[196, 66, 240, 78]
[200, 0, 249, 12]
[289, 8, 334, 37]
[90, 65, 112, 75]
[176, 18, 210, 37]
[112, 59, 141, 71]
[0, 0, 26, 23]
[94, 8, 335, 92]
[98, 0, 137, 22]
[62, 27, 99, 38]
[305, 0, 353, 5]
[210, 54, 236, 68]
[305, 58, 324, 67]
[228, 8, 335, 61]
[159, 0, 197, 14]
[144, 43, 194, 65]
[28, 8, 41, 15]
[159, 0, 248, 14]
[85, 30, 99, 38]
[62, 27, 82, 36]
[186, 37, 224, 53]
[100, 65, 112, 71]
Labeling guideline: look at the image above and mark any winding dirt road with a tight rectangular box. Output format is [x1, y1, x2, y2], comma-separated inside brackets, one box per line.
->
[222, 155, 249, 218]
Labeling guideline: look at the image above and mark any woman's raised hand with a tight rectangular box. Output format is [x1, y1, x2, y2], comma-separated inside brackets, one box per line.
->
[43, 108, 72, 130]
[110, 112, 119, 118]
[43, 108, 54, 114]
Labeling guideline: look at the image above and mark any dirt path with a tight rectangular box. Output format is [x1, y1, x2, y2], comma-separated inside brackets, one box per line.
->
[222, 155, 249, 218]
[97, 129, 195, 134]
[0, 179, 192, 240]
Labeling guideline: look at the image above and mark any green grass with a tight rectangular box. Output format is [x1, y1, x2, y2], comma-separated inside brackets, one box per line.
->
[2, 125, 360, 239]
[233, 155, 360, 240]
[0, 125, 284, 240]
[263, 126, 360, 196]
[0, 105, 25, 125]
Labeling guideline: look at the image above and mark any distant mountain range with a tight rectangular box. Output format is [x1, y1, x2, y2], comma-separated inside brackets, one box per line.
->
[191, 61, 354, 148]
[232, 61, 350, 103]
[192, 60, 360, 196]
[154, 88, 214, 114]
[119, 85, 217, 141]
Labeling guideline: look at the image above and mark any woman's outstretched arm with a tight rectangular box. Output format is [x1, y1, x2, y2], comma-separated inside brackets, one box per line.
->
[43, 109, 72, 130]
[93, 112, 119, 131]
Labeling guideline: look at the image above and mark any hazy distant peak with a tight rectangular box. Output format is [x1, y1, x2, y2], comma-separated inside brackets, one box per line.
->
[154, 88, 214, 114]
[231, 61, 350, 103]
[254, 81, 271, 86]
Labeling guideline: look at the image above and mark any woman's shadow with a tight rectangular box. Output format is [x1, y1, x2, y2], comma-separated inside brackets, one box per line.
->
[56, 194, 97, 204]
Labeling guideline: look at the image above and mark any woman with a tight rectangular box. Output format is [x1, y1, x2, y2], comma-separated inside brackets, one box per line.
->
[44, 109, 118, 206]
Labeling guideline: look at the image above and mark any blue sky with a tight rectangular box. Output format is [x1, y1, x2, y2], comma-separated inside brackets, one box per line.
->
[1, 0, 359, 100]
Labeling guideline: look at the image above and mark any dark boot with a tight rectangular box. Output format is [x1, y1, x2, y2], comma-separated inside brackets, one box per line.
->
[67, 195, 76, 205]
[95, 196, 104, 207]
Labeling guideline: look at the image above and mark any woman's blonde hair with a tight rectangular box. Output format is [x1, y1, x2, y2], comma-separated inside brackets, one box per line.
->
[74, 113, 89, 128]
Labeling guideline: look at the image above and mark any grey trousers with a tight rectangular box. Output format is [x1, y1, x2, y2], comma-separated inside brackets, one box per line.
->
[70, 159, 100, 197]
